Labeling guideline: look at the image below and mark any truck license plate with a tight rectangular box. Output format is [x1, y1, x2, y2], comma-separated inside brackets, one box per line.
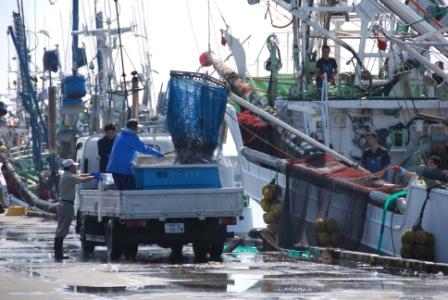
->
[164, 223, 184, 234]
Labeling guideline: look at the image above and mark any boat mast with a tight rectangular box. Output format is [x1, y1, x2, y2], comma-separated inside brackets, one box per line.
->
[72, 0, 79, 74]
[114, 0, 127, 97]
[291, 0, 303, 93]
[142, 52, 154, 115]
[93, 2, 104, 132]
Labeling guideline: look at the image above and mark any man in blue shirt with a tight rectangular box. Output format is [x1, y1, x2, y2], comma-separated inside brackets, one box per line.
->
[362, 132, 391, 177]
[107, 119, 163, 190]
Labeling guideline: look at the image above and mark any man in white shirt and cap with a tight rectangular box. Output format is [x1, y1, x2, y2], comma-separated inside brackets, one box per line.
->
[54, 159, 94, 261]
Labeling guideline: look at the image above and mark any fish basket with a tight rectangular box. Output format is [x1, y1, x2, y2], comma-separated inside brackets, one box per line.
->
[133, 164, 221, 190]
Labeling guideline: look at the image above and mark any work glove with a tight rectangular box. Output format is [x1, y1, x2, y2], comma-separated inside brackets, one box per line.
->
[328, 75, 335, 85]
[318, 73, 324, 80]
[90, 172, 103, 181]
[393, 165, 405, 176]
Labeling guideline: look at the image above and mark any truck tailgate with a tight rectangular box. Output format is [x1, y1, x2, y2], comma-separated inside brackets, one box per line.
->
[78, 187, 244, 219]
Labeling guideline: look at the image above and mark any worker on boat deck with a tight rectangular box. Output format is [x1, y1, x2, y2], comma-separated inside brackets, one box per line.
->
[55, 159, 94, 262]
[432, 61, 444, 85]
[106, 119, 164, 190]
[361, 132, 391, 178]
[316, 45, 338, 95]
[394, 155, 443, 187]
[429, 133, 448, 169]
[97, 123, 116, 172]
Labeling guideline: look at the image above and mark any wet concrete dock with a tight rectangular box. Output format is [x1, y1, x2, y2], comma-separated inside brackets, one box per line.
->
[1, 215, 448, 299]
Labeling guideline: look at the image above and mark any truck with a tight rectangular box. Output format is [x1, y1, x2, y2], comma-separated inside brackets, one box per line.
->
[74, 126, 244, 262]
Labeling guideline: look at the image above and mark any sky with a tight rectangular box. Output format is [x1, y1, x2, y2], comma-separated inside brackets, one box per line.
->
[0, 0, 293, 105]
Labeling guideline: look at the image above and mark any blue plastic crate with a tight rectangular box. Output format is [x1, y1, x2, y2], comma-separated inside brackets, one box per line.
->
[133, 164, 221, 190]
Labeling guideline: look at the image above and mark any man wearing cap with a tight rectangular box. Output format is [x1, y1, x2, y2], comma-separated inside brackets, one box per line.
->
[107, 119, 164, 190]
[54, 159, 94, 261]
[361, 132, 391, 177]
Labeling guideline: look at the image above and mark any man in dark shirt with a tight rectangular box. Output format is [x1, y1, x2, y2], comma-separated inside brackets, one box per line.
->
[97, 124, 116, 172]
[362, 132, 391, 177]
[316, 45, 338, 90]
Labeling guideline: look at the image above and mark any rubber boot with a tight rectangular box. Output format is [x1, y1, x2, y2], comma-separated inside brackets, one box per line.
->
[54, 237, 63, 262]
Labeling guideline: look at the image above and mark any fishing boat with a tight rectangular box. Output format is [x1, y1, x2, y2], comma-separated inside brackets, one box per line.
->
[1, 0, 265, 235]
[3, 0, 448, 264]
[196, 0, 448, 263]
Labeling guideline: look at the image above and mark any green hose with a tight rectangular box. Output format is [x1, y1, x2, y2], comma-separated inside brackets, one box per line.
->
[223, 245, 311, 259]
[376, 190, 408, 254]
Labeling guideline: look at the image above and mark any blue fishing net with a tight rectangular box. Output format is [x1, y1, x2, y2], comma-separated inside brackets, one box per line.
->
[165, 71, 228, 163]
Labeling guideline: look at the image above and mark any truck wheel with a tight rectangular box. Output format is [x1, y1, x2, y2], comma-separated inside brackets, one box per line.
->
[106, 219, 123, 261]
[123, 243, 138, 260]
[209, 240, 224, 262]
[81, 238, 95, 254]
[193, 241, 208, 262]
[170, 244, 183, 261]
[80, 216, 95, 255]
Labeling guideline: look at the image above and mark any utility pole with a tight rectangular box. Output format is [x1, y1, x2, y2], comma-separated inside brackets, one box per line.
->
[48, 86, 58, 193]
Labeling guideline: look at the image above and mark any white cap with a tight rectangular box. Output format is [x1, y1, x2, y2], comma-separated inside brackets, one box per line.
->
[62, 159, 79, 168]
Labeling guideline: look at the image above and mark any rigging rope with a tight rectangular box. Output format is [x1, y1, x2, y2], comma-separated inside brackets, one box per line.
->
[185, 0, 200, 54]
[264, 0, 293, 29]
[208, 7, 223, 59]
[271, 18, 294, 29]
[212, 0, 229, 28]
[413, 185, 441, 231]
[208, 0, 211, 52]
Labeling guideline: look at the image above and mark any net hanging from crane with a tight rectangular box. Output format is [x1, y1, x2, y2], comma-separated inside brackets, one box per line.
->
[165, 71, 228, 163]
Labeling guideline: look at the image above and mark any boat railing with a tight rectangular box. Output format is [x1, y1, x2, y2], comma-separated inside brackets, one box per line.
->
[9, 144, 49, 160]
[320, 74, 331, 146]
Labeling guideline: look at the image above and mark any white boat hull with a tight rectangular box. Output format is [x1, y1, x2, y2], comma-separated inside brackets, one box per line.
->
[362, 180, 448, 263]
[239, 155, 448, 262]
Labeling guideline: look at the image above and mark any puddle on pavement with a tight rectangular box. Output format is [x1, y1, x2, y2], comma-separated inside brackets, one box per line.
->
[3, 217, 448, 299]
[65, 284, 167, 296]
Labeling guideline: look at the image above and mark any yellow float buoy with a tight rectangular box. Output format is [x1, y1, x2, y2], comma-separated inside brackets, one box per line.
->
[5, 206, 26, 216]
[325, 218, 339, 233]
[260, 198, 272, 212]
[314, 218, 325, 232]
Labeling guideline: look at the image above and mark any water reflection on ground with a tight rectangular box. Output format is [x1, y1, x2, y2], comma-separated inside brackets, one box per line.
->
[1, 216, 448, 299]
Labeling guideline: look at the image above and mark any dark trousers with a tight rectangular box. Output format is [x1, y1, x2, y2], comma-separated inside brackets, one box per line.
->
[54, 201, 74, 260]
[112, 173, 135, 190]
[55, 201, 74, 238]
